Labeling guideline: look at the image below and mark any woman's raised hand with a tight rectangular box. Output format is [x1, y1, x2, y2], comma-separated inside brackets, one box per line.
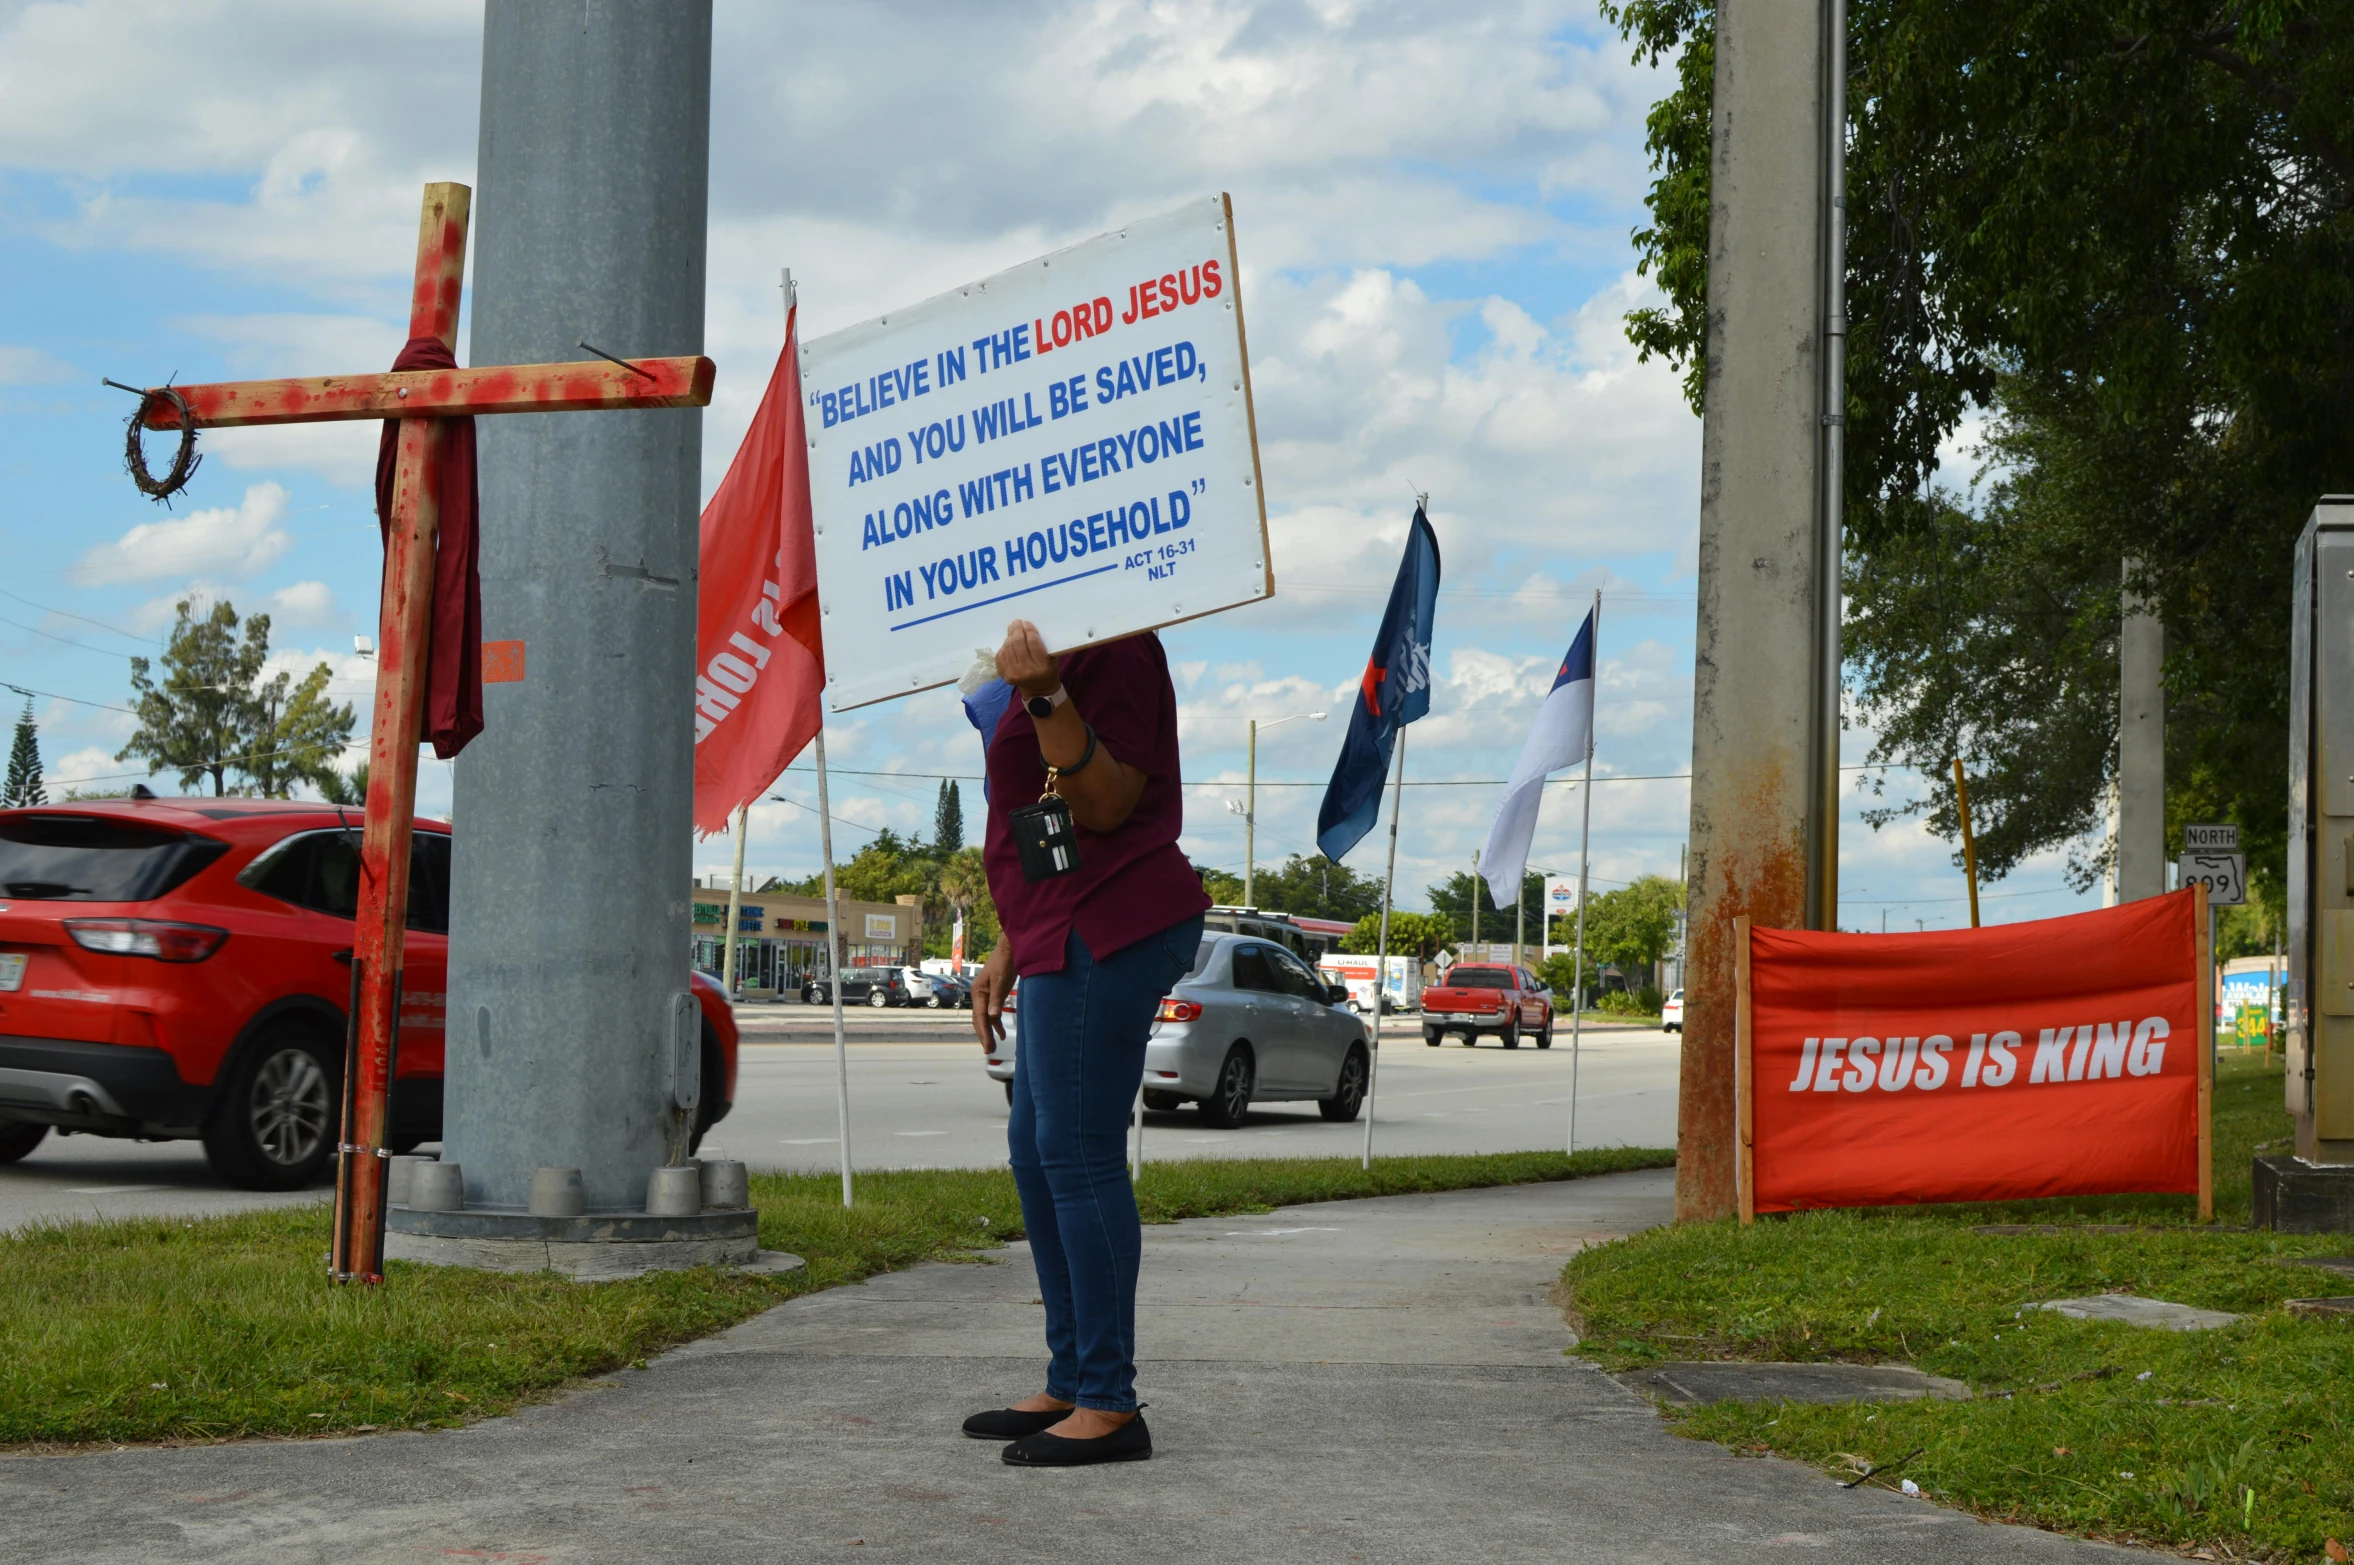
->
[996, 619, 1060, 696]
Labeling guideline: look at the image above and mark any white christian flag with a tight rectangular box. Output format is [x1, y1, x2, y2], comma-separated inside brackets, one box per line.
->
[1481, 609, 1596, 909]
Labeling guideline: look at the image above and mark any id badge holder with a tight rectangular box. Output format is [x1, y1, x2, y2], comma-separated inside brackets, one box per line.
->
[1011, 767, 1082, 883]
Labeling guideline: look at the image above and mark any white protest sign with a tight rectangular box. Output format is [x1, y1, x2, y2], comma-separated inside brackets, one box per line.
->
[801, 195, 1269, 710]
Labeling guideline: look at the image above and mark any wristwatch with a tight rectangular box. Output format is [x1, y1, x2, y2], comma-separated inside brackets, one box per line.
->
[1024, 685, 1070, 720]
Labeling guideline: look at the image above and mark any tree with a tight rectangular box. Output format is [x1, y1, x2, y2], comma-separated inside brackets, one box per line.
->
[1577, 875, 1686, 981]
[1194, 862, 1247, 906]
[934, 779, 965, 855]
[117, 599, 355, 797]
[246, 663, 358, 800]
[936, 845, 998, 957]
[319, 761, 371, 808]
[1338, 910, 1454, 959]
[4, 699, 43, 808]
[1605, 2, 2354, 905]
[1191, 853, 1386, 922]
[1427, 867, 1547, 944]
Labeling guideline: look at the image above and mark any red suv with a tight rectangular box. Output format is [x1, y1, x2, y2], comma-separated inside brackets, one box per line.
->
[0, 799, 738, 1190]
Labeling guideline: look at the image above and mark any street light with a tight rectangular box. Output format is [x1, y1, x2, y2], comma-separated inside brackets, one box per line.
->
[1234, 710, 1325, 908]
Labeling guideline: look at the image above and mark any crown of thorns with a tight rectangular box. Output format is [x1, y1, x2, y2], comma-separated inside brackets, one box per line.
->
[105, 380, 202, 504]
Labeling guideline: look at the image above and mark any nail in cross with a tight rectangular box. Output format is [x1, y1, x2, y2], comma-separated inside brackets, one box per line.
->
[130, 182, 714, 1283]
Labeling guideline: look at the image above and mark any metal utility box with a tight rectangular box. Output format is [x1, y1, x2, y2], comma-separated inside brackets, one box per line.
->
[2286, 496, 2354, 1167]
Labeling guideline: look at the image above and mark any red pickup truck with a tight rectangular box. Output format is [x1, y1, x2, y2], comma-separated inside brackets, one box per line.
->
[1422, 963, 1555, 1049]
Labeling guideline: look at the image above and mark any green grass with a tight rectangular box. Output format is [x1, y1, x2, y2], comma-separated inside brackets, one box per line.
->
[0, 1144, 1670, 1448]
[1564, 1051, 2354, 1560]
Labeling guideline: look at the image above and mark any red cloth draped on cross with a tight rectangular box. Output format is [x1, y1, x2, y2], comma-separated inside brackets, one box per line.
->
[373, 337, 484, 758]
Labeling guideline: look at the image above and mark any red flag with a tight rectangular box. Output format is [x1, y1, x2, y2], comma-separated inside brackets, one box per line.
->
[693, 308, 824, 835]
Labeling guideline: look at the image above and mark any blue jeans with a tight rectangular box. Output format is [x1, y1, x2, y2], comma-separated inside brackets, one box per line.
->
[1006, 915, 1204, 1412]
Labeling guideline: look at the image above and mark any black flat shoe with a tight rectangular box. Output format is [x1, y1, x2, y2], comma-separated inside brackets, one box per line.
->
[962, 1406, 1070, 1440]
[1001, 1413, 1152, 1466]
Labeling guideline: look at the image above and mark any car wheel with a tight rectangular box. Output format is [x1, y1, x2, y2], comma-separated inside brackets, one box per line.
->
[1536, 1016, 1554, 1050]
[1500, 1016, 1520, 1049]
[1318, 1046, 1368, 1123]
[1197, 1045, 1254, 1128]
[1004, 1079, 1015, 1105]
[926, 992, 943, 1009]
[0, 1120, 48, 1164]
[202, 1022, 339, 1191]
[1459, 1031, 1479, 1046]
[868, 989, 890, 1009]
[1423, 1029, 1442, 1047]
[1142, 1088, 1183, 1112]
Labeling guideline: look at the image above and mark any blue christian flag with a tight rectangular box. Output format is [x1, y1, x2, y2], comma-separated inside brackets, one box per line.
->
[1317, 507, 1442, 862]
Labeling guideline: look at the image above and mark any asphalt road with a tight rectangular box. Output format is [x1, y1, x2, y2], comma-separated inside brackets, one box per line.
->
[705, 1008, 1682, 1173]
[0, 1009, 1680, 1229]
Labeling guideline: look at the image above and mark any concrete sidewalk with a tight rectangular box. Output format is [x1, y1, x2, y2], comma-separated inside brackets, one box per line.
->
[1, 1170, 2152, 1563]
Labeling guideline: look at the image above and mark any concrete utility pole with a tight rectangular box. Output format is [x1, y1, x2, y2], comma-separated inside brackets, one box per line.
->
[2116, 564, 2167, 900]
[1676, 0, 1839, 1223]
[444, 0, 715, 1212]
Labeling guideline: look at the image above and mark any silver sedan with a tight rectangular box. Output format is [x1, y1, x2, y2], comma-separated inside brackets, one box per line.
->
[1141, 932, 1371, 1127]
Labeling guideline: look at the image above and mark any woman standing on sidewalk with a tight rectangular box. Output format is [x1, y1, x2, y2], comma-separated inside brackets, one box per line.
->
[967, 617, 1208, 1467]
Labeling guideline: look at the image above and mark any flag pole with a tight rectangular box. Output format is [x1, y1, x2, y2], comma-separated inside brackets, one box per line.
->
[1362, 727, 1408, 1169]
[1568, 589, 1600, 1155]
[721, 803, 748, 997]
[783, 263, 853, 1210]
[813, 728, 855, 1208]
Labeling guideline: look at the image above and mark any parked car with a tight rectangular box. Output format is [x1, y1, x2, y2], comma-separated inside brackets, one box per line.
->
[0, 799, 738, 1190]
[1141, 932, 1369, 1126]
[1420, 963, 1555, 1049]
[1661, 987, 1684, 1033]
[802, 965, 929, 1008]
[916, 969, 972, 1009]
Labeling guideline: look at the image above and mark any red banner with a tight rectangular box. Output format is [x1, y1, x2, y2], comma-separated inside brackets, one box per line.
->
[693, 309, 825, 835]
[1740, 890, 2211, 1217]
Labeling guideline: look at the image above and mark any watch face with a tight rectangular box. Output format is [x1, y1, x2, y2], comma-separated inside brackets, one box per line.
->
[1025, 694, 1054, 719]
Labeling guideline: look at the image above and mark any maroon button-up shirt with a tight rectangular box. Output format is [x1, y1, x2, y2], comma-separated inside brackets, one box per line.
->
[983, 632, 1210, 975]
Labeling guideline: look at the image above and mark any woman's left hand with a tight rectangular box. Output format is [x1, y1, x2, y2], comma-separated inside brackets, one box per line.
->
[996, 619, 1060, 696]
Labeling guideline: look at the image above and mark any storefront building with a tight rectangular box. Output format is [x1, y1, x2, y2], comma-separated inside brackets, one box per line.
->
[689, 886, 924, 999]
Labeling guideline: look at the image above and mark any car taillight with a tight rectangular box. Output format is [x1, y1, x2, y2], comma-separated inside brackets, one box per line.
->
[64, 918, 229, 963]
[1156, 997, 1203, 1023]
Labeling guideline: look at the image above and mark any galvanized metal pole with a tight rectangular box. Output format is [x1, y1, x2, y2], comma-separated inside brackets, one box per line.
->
[2118, 563, 2167, 900]
[1569, 589, 1600, 1155]
[446, 0, 712, 1213]
[813, 728, 855, 1207]
[1244, 718, 1257, 909]
[1815, 0, 1849, 934]
[1361, 729, 1407, 1170]
[722, 802, 748, 994]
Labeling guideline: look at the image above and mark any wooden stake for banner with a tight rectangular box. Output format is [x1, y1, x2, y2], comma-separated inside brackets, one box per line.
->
[2195, 882, 2213, 1223]
[1735, 915, 1755, 1225]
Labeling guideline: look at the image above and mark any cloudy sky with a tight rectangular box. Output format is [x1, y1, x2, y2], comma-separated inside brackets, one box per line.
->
[0, 0, 2093, 929]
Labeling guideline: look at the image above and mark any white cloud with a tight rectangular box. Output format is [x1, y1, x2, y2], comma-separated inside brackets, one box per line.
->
[265, 580, 342, 629]
[51, 746, 123, 788]
[74, 483, 293, 586]
[0, 344, 74, 384]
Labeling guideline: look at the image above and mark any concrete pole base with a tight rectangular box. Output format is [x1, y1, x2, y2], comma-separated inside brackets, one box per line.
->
[385, 1204, 782, 1281]
[2254, 1154, 2354, 1233]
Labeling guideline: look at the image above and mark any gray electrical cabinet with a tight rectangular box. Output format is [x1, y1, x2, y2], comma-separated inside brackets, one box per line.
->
[2284, 497, 2354, 1180]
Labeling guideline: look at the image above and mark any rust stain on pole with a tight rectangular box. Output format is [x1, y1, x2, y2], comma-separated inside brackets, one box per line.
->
[1678, 762, 1809, 1224]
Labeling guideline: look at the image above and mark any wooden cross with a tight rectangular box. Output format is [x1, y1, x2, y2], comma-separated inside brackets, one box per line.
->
[134, 182, 714, 1283]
